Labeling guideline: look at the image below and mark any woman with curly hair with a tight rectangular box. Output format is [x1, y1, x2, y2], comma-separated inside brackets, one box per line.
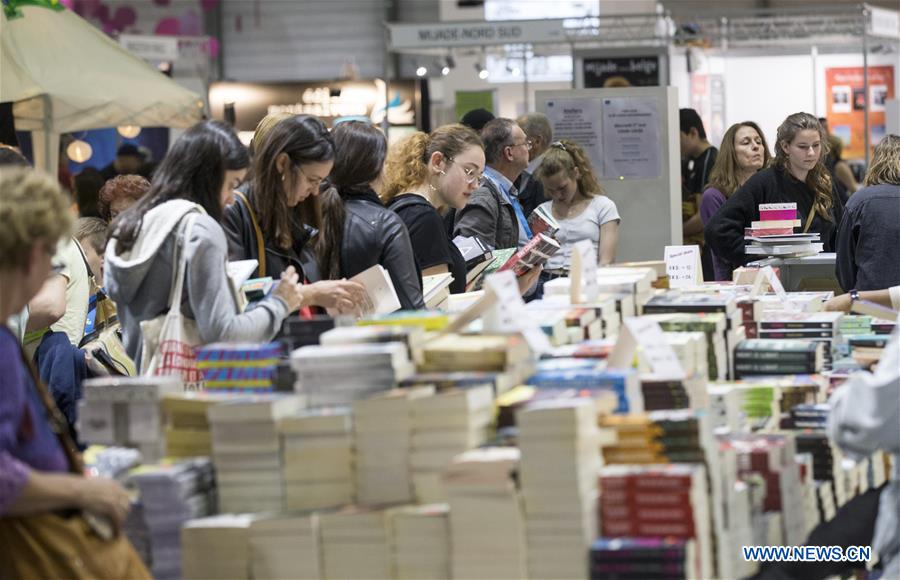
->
[706, 112, 845, 269]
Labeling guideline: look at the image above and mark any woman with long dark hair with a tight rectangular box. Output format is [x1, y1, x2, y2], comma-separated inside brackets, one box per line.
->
[705, 112, 845, 270]
[699, 121, 771, 280]
[223, 115, 366, 314]
[319, 121, 425, 310]
[105, 120, 305, 369]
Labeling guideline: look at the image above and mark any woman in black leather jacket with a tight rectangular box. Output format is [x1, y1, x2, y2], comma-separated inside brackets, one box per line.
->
[222, 114, 367, 314]
[320, 121, 426, 310]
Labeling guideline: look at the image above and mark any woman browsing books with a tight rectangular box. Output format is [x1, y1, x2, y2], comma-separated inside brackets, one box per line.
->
[705, 112, 845, 270]
[699, 121, 772, 280]
[533, 140, 620, 290]
[222, 115, 366, 315]
[383, 124, 541, 296]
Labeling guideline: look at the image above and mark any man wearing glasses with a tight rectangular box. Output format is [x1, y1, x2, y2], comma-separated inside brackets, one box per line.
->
[454, 118, 533, 251]
[515, 112, 553, 217]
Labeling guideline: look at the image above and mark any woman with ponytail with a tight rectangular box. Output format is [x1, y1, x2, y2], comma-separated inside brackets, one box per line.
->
[382, 124, 485, 295]
[706, 112, 845, 270]
[533, 139, 620, 288]
[318, 121, 425, 310]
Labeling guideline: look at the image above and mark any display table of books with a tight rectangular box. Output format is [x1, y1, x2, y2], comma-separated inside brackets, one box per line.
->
[78, 263, 897, 580]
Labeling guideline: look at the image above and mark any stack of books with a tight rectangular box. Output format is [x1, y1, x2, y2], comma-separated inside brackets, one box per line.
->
[319, 507, 394, 580]
[755, 311, 842, 369]
[589, 537, 696, 580]
[734, 340, 825, 378]
[354, 388, 434, 505]
[278, 407, 355, 510]
[644, 312, 730, 381]
[527, 365, 642, 414]
[524, 304, 575, 346]
[181, 514, 256, 580]
[600, 410, 715, 467]
[319, 324, 425, 365]
[78, 376, 182, 462]
[597, 464, 712, 578]
[789, 403, 829, 431]
[410, 386, 494, 503]
[249, 513, 321, 580]
[128, 459, 216, 580]
[543, 268, 656, 315]
[600, 414, 665, 465]
[732, 375, 825, 425]
[208, 395, 303, 513]
[195, 342, 282, 392]
[518, 399, 599, 579]
[278, 315, 336, 352]
[161, 392, 227, 458]
[541, 294, 621, 338]
[357, 310, 451, 332]
[401, 367, 530, 398]
[389, 504, 451, 580]
[422, 273, 455, 309]
[420, 334, 531, 373]
[442, 447, 528, 579]
[744, 203, 823, 257]
[794, 432, 836, 483]
[848, 335, 891, 367]
[290, 343, 415, 407]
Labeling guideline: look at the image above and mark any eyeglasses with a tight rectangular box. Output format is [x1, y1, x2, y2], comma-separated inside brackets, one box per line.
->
[508, 140, 533, 151]
[296, 165, 325, 189]
[447, 157, 485, 186]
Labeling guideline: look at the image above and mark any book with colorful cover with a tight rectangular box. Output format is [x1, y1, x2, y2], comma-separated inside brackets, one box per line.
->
[498, 233, 561, 277]
[527, 205, 560, 237]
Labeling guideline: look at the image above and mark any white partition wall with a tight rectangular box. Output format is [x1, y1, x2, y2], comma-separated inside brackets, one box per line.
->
[535, 86, 682, 262]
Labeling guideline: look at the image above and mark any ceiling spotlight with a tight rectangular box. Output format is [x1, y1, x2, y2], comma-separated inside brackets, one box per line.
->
[475, 63, 489, 80]
[510, 66, 521, 76]
[416, 66, 427, 77]
[441, 65, 450, 76]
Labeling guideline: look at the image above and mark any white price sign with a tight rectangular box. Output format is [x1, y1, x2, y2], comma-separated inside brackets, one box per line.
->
[608, 317, 685, 379]
[664, 245, 703, 288]
[750, 266, 796, 310]
[570, 240, 599, 303]
[485, 271, 552, 354]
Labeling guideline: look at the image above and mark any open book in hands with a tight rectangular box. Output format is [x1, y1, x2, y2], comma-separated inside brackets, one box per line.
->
[351, 265, 401, 316]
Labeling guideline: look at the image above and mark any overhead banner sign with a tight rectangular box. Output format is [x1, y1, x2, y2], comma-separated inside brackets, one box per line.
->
[867, 7, 900, 39]
[387, 19, 568, 49]
[582, 56, 661, 88]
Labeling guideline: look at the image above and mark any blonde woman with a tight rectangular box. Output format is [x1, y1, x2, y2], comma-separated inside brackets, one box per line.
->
[835, 134, 900, 292]
[705, 112, 845, 269]
[534, 140, 620, 285]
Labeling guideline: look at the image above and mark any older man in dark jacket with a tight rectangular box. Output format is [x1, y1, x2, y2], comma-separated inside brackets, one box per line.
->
[454, 118, 532, 251]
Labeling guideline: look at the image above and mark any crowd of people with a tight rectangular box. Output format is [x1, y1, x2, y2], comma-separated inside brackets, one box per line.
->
[0, 103, 898, 575]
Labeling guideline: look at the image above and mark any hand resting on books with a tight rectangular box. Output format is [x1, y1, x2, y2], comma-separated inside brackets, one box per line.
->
[301, 279, 368, 315]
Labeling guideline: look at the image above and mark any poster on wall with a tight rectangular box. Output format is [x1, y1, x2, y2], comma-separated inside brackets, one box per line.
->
[689, 74, 726, 148]
[825, 66, 895, 159]
[582, 56, 661, 88]
[544, 98, 605, 171]
[600, 97, 661, 179]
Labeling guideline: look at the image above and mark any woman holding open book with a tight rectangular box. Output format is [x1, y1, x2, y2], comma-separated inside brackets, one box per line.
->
[699, 121, 772, 280]
[222, 114, 366, 315]
[533, 140, 620, 289]
[705, 112, 845, 270]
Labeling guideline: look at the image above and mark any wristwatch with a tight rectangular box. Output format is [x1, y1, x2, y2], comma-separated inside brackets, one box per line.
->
[849, 289, 860, 305]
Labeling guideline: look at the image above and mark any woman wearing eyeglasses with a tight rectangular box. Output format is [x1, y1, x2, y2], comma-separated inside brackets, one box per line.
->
[534, 140, 620, 289]
[223, 115, 367, 315]
[381, 124, 486, 295]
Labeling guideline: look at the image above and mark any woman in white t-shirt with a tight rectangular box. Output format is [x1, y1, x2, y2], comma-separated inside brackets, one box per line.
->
[533, 140, 620, 293]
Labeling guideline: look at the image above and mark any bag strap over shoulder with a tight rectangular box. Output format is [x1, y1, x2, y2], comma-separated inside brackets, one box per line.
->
[802, 204, 816, 234]
[234, 191, 266, 278]
[166, 213, 199, 316]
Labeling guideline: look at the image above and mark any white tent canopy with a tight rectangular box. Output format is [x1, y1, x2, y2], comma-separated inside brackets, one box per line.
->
[1, 4, 204, 171]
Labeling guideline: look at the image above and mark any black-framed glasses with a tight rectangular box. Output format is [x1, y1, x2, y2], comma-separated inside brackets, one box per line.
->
[447, 157, 485, 186]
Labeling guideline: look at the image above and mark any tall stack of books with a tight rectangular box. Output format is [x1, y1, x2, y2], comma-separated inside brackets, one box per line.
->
[420, 334, 532, 373]
[161, 392, 227, 458]
[745, 203, 823, 257]
[442, 447, 528, 579]
[389, 504, 452, 580]
[354, 388, 434, 505]
[181, 514, 255, 580]
[598, 464, 712, 578]
[249, 513, 321, 580]
[319, 507, 394, 580]
[589, 538, 696, 580]
[208, 395, 303, 513]
[410, 386, 494, 503]
[278, 407, 355, 510]
[78, 376, 182, 462]
[644, 312, 730, 380]
[527, 365, 642, 413]
[734, 340, 825, 378]
[128, 459, 216, 580]
[291, 343, 415, 407]
[196, 342, 282, 392]
[518, 399, 599, 579]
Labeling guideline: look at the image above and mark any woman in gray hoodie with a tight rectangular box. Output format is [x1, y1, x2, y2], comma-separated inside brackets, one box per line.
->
[105, 121, 305, 370]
